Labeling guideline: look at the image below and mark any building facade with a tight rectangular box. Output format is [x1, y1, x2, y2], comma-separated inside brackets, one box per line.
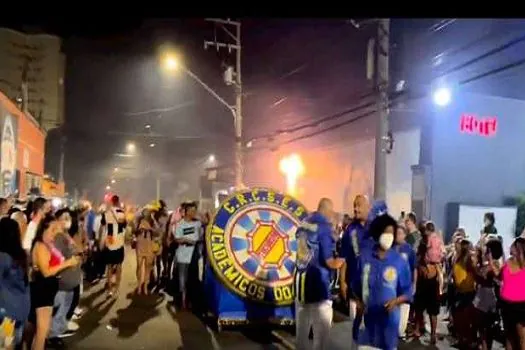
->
[0, 28, 65, 132]
[0, 90, 45, 196]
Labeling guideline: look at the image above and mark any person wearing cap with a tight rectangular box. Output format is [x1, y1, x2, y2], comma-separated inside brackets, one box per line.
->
[351, 213, 412, 350]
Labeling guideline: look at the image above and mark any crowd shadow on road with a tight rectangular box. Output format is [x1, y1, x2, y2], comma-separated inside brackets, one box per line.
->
[166, 304, 217, 350]
[108, 292, 164, 338]
[68, 287, 116, 343]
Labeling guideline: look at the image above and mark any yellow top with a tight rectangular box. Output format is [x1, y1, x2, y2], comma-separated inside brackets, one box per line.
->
[453, 262, 476, 293]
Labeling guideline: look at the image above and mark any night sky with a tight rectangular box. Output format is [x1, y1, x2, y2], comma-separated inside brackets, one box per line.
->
[5, 18, 523, 205]
[28, 18, 374, 204]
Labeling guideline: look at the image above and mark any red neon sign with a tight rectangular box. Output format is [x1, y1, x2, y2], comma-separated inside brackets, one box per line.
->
[460, 114, 497, 137]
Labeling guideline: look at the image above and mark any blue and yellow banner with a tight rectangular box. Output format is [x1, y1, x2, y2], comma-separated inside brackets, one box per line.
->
[205, 187, 308, 324]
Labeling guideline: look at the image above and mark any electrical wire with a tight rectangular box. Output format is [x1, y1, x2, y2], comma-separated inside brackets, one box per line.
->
[248, 26, 525, 145]
[251, 50, 525, 150]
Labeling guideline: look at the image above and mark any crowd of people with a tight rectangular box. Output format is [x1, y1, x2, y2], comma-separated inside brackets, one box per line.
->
[295, 195, 525, 350]
[0, 194, 207, 350]
[3, 191, 525, 350]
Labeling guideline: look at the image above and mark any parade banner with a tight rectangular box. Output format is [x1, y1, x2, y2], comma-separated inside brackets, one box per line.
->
[205, 187, 308, 327]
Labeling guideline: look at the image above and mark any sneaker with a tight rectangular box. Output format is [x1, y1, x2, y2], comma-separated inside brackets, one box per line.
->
[74, 307, 84, 316]
[57, 329, 77, 338]
[67, 320, 80, 331]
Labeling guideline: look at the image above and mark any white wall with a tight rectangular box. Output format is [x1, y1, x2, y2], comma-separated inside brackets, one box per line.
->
[458, 204, 517, 257]
[386, 128, 421, 218]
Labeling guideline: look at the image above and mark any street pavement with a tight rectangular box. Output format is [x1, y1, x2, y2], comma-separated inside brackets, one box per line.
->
[273, 310, 506, 350]
[65, 248, 504, 349]
[65, 247, 288, 350]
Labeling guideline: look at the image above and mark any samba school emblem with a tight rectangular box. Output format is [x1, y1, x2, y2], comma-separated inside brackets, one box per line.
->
[207, 188, 308, 305]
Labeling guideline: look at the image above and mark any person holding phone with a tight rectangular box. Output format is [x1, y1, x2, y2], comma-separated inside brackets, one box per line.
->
[29, 215, 79, 350]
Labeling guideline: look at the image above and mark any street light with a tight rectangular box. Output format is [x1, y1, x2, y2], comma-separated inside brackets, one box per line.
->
[145, 124, 151, 129]
[106, 185, 111, 191]
[149, 143, 156, 148]
[126, 142, 136, 153]
[162, 54, 179, 72]
[111, 179, 116, 184]
[160, 49, 243, 188]
[433, 87, 452, 107]
[114, 167, 119, 172]
[208, 154, 216, 162]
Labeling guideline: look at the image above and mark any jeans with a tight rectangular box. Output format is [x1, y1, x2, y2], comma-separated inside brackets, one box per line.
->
[295, 300, 333, 350]
[177, 263, 190, 293]
[50, 290, 74, 338]
[66, 284, 81, 320]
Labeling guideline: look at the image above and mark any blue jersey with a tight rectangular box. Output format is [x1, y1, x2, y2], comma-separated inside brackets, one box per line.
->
[395, 242, 417, 282]
[352, 249, 413, 350]
[340, 221, 374, 284]
[295, 212, 335, 304]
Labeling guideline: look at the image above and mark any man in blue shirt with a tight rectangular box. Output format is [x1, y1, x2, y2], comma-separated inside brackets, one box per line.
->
[339, 194, 372, 345]
[295, 198, 345, 350]
[351, 214, 412, 350]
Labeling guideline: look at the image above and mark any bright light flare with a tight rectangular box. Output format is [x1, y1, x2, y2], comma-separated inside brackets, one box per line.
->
[433, 87, 451, 106]
[279, 153, 305, 196]
[126, 142, 136, 153]
[163, 54, 179, 71]
[52, 198, 62, 208]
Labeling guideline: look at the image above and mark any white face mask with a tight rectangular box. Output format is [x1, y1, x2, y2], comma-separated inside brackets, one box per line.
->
[379, 233, 394, 250]
[64, 221, 72, 230]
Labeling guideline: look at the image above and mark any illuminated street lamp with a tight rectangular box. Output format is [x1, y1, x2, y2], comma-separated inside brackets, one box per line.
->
[433, 87, 452, 107]
[126, 142, 136, 153]
[149, 143, 156, 148]
[208, 154, 216, 162]
[111, 179, 116, 184]
[114, 167, 119, 172]
[160, 49, 243, 188]
[106, 185, 111, 191]
[162, 54, 179, 71]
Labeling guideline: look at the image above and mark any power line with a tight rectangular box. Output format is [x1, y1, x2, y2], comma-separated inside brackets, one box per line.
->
[249, 28, 525, 144]
[123, 101, 195, 116]
[252, 51, 525, 149]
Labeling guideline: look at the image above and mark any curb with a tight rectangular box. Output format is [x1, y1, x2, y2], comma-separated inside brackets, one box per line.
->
[271, 330, 295, 350]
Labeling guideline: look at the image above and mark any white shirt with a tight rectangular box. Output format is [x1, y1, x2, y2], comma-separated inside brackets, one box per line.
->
[101, 208, 126, 251]
[23, 220, 38, 251]
[174, 220, 202, 264]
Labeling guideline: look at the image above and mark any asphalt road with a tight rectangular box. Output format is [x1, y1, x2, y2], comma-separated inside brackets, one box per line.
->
[65, 247, 287, 350]
[64, 248, 504, 350]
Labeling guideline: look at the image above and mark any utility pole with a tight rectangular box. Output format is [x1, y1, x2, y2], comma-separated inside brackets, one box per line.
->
[372, 19, 390, 201]
[204, 18, 243, 189]
[58, 134, 66, 183]
[156, 176, 160, 201]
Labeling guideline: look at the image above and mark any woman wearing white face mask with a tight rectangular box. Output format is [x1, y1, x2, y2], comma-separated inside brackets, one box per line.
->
[351, 214, 413, 350]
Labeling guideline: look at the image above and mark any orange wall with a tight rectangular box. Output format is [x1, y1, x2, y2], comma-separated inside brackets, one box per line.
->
[0, 92, 45, 195]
